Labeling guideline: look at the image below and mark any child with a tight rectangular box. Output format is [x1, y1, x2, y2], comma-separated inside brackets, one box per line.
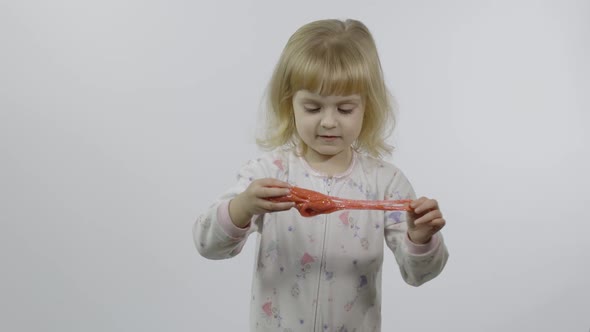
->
[194, 18, 449, 331]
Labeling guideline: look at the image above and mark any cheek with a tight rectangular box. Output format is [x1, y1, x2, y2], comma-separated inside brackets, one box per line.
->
[356, 112, 366, 132]
[348, 115, 364, 136]
[293, 114, 303, 130]
[294, 114, 314, 133]
[293, 116, 308, 138]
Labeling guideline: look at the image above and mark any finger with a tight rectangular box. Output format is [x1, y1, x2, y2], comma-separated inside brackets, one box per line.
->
[257, 186, 292, 198]
[258, 178, 292, 188]
[429, 218, 446, 232]
[414, 210, 443, 225]
[410, 196, 427, 210]
[273, 202, 296, 211]
[413, 199, 439, 214]
[259, 199, 294, 212]
[414, 210, 442, 225]
[429, 217, 445, 227]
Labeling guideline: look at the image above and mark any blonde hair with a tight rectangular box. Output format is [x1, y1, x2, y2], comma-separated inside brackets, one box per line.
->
[257, 19, 396, 158]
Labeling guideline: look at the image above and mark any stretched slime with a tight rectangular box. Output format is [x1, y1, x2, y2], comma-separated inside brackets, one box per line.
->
[269, 186, 412, 217]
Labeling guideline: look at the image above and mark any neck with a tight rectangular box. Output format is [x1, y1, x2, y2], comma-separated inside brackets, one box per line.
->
[303, 147, 353, 176]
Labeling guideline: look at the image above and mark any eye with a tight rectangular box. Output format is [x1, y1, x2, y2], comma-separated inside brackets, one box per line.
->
[304, 107, 321, 113]
[338, 108, 354, 114]
[337, 103, 357, 114]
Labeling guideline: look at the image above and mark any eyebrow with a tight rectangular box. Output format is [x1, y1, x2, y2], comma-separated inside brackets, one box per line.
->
[299, 96, 361, 104]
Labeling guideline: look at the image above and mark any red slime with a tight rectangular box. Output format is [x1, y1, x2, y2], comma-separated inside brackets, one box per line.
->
[269, 186, 412, 217]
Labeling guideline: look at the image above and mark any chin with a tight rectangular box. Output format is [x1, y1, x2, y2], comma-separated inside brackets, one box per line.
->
[311, 146, 345, 157]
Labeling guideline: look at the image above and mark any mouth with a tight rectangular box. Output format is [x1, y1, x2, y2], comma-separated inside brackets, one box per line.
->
[318, 135, 340, 141]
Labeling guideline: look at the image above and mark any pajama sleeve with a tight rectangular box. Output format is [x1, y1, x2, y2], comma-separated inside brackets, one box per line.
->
[193, 158, 268, 260]
[383, 168, 449, 286]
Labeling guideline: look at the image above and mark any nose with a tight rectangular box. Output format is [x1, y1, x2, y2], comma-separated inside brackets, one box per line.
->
[320, 109, 337, 129]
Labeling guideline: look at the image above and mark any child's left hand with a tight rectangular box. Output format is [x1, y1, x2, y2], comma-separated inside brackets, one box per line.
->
[406, 197, 446, 244]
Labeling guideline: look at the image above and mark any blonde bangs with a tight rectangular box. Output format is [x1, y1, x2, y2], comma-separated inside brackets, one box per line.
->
[288, 43, 369, 98]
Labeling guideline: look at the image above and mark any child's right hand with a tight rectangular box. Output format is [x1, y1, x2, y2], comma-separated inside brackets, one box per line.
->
[228, 178, 295, 228]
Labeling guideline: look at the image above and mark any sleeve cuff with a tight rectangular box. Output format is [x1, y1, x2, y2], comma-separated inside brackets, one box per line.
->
[217, 200, 250, 239]
[404, 232, 441, 255]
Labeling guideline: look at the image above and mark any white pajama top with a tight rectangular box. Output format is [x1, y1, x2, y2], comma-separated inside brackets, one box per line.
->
[193, 148, 449, 332]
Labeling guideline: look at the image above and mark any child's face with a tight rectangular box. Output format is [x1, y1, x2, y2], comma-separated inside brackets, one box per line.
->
[292, 90, 364, 163]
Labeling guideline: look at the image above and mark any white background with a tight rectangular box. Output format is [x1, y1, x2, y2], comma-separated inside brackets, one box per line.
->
[1, 0, 589, 331]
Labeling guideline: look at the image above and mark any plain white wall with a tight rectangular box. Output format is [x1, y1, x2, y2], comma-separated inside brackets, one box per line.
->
[1, 0, 589, 331]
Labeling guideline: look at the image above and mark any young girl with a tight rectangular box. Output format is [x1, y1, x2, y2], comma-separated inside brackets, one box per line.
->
[194, 19, 449, 331]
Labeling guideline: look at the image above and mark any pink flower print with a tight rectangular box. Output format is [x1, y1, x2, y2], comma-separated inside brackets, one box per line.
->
[273, 159, 285, 171]
[360, 238, 369, 250]
[262, 301, 273, 317]
[300, 252, 315, 266]
[339, 211, 350, 226]
[297, 252, 315, 279]
[344, 301, 354, 312]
